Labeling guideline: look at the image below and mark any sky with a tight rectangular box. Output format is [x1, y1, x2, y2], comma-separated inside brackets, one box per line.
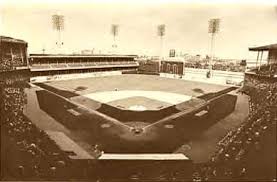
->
[0, 0, 277, 60]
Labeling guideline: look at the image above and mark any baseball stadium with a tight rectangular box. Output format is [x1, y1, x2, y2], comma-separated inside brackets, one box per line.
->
[1, 34, 276, 181]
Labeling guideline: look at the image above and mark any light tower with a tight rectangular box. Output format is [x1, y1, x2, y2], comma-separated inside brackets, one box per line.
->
[157, 24, 165, 72]
[208, 18, 220, 78]
[157, 24, 166, 59]
[111, 24, 119, 53]
[52, 13, 65, 53]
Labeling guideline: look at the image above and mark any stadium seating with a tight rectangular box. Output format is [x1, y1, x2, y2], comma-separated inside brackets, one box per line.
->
[1, 82, 72, 179]
[30, 60, 137, 71]
[193, 72, 277, 181]
[184, 61, 244, 72]
[0, 57, 25, 72]
[251, 63, 277, 77]
[0, 71, 108, 180]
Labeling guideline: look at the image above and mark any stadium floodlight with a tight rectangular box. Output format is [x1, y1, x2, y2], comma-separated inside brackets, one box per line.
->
[111, 24, 119, 49]
[157, 24, 165, 37]
[157, 24, 166, 62]
[208, 18, 220, 34]
[207, 18, 220, 78]
[52, 14, 65, 50]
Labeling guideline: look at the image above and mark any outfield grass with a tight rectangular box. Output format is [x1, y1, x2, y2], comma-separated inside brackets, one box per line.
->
[44, 74, 229, 97]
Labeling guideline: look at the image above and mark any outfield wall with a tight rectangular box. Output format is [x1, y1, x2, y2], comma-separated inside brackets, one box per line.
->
[160, 68, 244, 86]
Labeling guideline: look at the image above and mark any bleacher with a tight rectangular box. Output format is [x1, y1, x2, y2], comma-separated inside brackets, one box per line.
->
[0, 36, 28, 72]
[247, 63, 277, 77]
[184, 61, 245, 72]
[29, 54, 139, 73]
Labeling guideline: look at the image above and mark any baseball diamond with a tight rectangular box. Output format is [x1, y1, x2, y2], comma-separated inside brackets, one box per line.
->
[29, 74, 241, 155]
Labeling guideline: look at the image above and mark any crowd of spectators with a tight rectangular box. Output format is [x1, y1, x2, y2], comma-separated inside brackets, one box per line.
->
[31, 59, 137, 70]
[0, 53, 26, 72]
[0, 58, 19, 72]
[184, 61, 245, 72]
[193, 71, 277, 181]
[0, 58, 13, 71]
[251, 63, 277, 77]
[0, 80, 72, 180]
[1, 67, 109, 180]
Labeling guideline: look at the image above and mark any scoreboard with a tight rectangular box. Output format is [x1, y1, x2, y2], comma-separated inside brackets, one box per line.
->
[160, 60, 184, 75]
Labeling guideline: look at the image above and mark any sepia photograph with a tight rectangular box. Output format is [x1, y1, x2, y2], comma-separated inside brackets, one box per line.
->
[0, 0, 276, 181]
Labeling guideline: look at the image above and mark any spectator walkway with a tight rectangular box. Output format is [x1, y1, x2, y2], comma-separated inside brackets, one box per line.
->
[46, 131, 94, 159]
[24, 85, 70, 133]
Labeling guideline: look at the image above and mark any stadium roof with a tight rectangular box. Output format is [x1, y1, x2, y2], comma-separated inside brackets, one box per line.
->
[0, 36, 27, 44]
[29, 54, 137, 58]
[249, 43, 277, 51]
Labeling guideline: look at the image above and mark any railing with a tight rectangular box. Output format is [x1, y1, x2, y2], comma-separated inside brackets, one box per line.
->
[30, 61, 139, 71]
[246, 63, 277, 77]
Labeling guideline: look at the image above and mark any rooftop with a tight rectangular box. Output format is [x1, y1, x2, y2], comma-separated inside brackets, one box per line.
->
[0, 36, 27, 44]
[29, 54, 138, 58]
[249, 43, 277, 51]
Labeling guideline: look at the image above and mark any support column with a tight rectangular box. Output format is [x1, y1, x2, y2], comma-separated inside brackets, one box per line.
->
[256, 51, 260, 68]
[259, 51, 263, 71]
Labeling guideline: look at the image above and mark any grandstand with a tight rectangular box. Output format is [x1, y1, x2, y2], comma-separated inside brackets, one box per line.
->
[29, 54, 138, 76]
[0, 36, 29, 72]
[1, 37, 74, 180]
[248, 43, 277, 77]
[190, 44, 277, 181]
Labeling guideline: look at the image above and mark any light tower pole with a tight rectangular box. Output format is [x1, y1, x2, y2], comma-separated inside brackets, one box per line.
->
[208, 18, 220, 78]
[111, 24, 119, 54]
[157, 24, 165, 58]
[157, 24, 165, 71]
[52, 13, 65, 53]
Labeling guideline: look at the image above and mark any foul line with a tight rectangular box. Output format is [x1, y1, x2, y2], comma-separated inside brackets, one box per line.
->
[34, 84, 133, 130]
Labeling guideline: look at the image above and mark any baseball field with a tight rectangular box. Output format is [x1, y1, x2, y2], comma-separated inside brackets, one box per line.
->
[25, 74, 249, 163]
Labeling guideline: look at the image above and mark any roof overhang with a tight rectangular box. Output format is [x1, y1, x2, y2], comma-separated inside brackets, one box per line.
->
[0, 36, 27, 44]
[249, 43, 277, 51]
[29, 54, 138, 58]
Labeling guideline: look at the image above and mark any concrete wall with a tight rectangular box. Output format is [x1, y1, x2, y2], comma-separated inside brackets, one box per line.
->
[161, 68, 244, 86]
